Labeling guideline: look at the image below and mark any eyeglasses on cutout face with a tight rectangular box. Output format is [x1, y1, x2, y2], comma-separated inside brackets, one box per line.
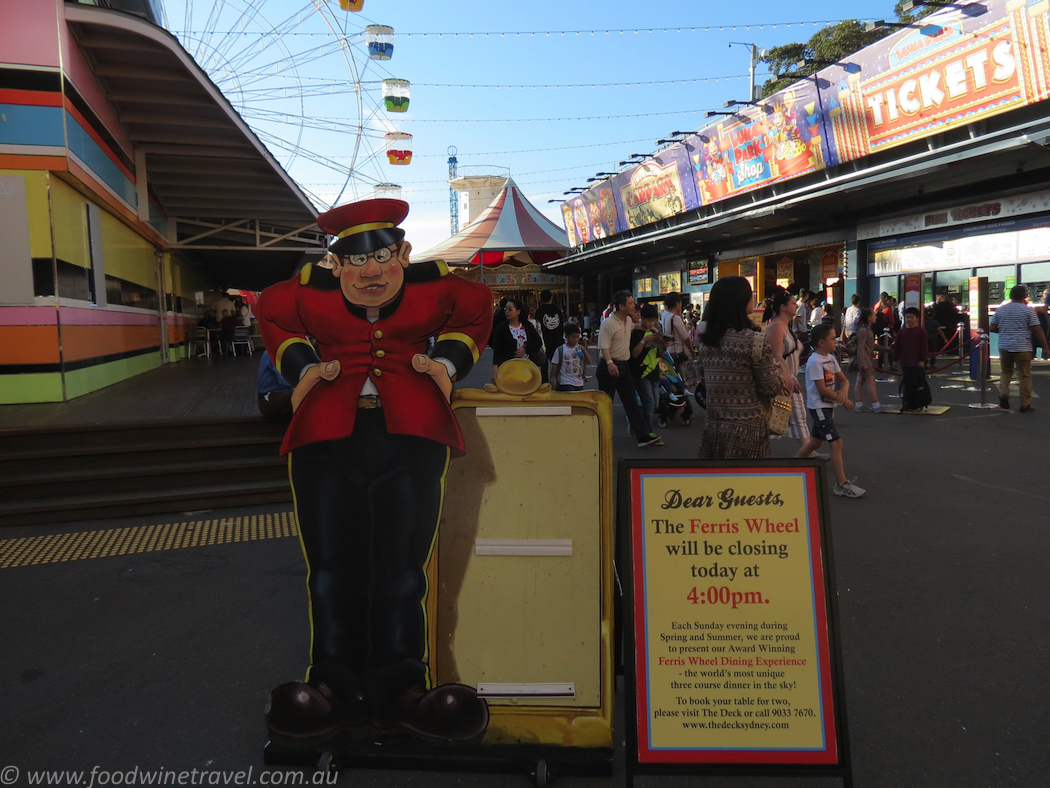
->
[341, 245, 396, 267]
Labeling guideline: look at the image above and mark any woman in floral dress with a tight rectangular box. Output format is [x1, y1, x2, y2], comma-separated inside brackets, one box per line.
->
[696, 277, 788, 459]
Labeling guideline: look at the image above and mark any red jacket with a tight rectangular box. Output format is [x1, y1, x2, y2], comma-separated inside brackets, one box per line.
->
[257, 262, 492, 456]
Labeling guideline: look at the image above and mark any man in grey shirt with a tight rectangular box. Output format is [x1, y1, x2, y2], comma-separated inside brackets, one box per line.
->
[991, 285, 1050, 412]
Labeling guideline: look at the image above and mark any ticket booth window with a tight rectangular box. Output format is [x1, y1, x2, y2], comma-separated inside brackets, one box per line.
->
[874, 276, 899, 301]
[1020, 261, 1050, 304]
[934, 270, 969, 307]
[975, 265, 1017, 307]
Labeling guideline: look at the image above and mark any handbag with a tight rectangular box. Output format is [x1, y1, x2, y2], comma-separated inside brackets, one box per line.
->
[673, 351, 700, 393]
[751, 333, 792, 435]
[844, 331, 859, 357]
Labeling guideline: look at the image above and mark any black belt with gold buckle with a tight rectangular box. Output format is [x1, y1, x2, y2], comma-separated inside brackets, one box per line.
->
[358, 395, 382, 409]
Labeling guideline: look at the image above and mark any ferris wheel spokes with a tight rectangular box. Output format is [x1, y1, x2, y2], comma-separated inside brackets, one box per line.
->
[170, 0, 411, 209]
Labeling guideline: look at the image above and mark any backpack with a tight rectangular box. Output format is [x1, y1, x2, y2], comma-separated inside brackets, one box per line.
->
[899, 367, 932, 411]
[844, 332, 859, 357]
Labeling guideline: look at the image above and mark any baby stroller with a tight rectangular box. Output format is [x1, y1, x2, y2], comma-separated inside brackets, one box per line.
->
[655, 353, 694, 428]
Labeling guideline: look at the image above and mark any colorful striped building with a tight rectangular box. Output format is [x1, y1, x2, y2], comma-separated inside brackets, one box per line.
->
[0, 0, 322, 403]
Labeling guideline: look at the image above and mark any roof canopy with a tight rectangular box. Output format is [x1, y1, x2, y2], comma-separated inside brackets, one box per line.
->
[65, 4, 324, 291]
[414, 179, 569, 265]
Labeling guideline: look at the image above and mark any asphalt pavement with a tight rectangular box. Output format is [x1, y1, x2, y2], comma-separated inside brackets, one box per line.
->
[1, 352, 1047, 788]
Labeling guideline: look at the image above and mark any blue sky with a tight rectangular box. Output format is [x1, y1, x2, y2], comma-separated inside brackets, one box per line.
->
[164, 0, 896, 254]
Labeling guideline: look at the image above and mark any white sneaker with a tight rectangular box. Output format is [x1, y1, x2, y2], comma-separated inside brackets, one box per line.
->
[854, 404, 872, 412]
[871, 404, 885, 413]
[833, 481, 866, 498]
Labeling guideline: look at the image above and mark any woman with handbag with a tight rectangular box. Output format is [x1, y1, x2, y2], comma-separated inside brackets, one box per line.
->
[763, 288, 822, 456]
[696, 277, 789, 460]
[491, 297, 543, 384]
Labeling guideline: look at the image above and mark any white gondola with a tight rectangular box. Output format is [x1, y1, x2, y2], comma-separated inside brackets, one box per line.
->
[373, 183, 402, 199]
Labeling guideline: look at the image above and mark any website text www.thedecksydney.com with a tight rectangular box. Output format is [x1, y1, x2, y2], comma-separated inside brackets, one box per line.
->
[639, 473, 826, 752]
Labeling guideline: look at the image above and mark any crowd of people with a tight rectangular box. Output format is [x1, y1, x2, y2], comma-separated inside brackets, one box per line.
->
[481, 284, 865, 496]
[258, 279, 1050, 492]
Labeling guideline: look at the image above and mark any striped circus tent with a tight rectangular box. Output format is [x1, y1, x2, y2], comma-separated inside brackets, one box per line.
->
[413, 179, 569, 265]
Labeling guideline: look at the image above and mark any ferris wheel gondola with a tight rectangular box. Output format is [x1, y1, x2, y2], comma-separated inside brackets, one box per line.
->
[374, 183, 403, 199]
[384, 132, 413, 165]
[366, 25, 395, 61]
[382, 79, 411, 112]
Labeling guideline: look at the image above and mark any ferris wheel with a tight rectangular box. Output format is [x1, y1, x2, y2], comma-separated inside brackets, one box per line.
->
[166, 0, 414, 210]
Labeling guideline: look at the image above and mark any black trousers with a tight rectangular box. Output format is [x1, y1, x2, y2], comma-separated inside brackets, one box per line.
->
[596, 358, 650, 438]
[290, 410, 449, 707]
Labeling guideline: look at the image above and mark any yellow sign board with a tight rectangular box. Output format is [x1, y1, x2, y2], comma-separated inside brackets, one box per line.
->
[623, 461, 849, 775]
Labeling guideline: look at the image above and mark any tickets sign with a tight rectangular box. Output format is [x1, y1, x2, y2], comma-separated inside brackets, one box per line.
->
[823, 0, 1041, 162]
[621, 460, 849, 778]
[830, 24, 1022, 156]
[561, 0, 1050, 243]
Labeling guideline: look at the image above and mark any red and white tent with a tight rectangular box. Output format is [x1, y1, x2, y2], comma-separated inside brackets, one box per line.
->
[413, 178, 569, 265]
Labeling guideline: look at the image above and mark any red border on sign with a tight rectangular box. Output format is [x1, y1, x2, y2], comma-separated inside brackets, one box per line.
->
[629, 465, 838, 765]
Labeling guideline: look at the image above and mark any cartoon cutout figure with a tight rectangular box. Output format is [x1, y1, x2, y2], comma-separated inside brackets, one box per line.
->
[561, 203, 578, 246]
[705, 138, 729, 182]
[587, 196, 604, 240]
[257, 198, 493, 745]
[696, 135, 734, 202]
[573, 200, 591, 244]
[765, 92, 811, 177]
[598, 187, 617, 236]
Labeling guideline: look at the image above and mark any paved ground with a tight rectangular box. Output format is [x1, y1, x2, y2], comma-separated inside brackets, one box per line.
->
[1, 350, 1048, 787]
[0, 353, 260, 430]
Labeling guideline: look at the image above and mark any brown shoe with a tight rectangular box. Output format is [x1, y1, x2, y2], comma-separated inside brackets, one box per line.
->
[1020, 405, 1035, 413]
[371, 683, 489, 742]
[265, 681, 368, 743]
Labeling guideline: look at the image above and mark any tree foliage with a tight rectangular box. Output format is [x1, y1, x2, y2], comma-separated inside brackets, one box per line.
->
[758, 3, 940, 98]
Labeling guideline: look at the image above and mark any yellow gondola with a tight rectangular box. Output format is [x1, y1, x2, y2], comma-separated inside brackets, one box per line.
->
[384, 132, 413, 165]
